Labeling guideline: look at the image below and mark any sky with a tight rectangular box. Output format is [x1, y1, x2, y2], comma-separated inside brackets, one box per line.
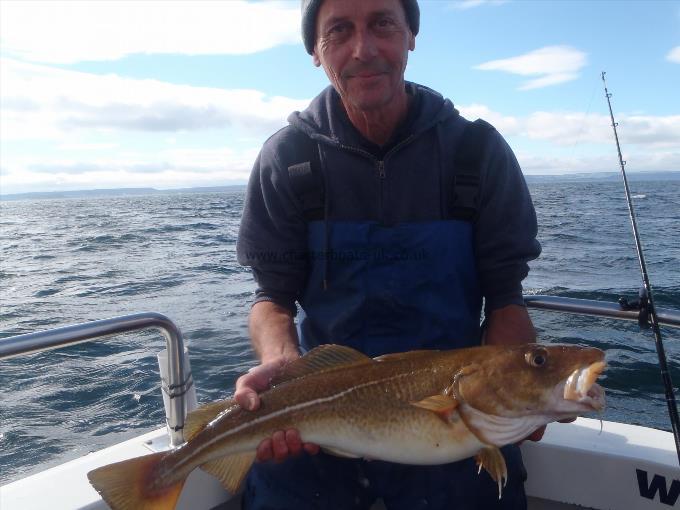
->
[0, 0, 679, 194]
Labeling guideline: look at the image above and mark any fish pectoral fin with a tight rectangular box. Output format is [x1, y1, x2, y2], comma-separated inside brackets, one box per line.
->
[321, 446, 361, 459]
[411, 394, 459, 422]
[271, 344, 373, 386]
[475, 446, 508, 499]
[185, 399, 237, 441]
[200, 451, 256, 495]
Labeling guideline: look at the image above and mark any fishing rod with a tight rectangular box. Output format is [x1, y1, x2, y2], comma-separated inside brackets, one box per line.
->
[601, 71, 680, 466]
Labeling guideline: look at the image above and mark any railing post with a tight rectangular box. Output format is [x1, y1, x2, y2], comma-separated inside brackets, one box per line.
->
[0, 312, 194, 446]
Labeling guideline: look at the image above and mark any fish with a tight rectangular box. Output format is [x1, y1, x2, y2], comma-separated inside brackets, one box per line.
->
[87, 342, 606, 510]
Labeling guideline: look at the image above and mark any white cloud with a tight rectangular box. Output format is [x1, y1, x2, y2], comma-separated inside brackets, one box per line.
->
[456, 104, 680, 175]
[517, 151, 680, 175]
[457, 104, 521, 136]
[1, 58, 310, 140]
[475, 46, 587, 90]
[0, 58, 310, 193]
[458, 104, 680, 149]
[0, 1, 300, 64]
[448, 0, 508, 10]
[524, 111, 680, 148]
[666, 46, 680, 64]
[1, 58, 677, 194]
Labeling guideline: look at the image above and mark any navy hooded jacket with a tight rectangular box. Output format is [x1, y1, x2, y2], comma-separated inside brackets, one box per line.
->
[237, 82, 540, 352]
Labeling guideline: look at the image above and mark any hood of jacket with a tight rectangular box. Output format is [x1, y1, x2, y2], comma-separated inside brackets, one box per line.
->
[287, 81, 459, 147]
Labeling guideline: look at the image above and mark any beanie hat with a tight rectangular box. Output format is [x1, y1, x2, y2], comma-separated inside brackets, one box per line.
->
[301, 0, 420, 55]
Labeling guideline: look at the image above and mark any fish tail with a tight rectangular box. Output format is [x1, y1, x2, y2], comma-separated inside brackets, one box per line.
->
[88, 452, 186, 510]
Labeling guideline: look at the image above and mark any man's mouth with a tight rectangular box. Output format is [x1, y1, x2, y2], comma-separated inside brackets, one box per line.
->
[352, 72, 384, 78]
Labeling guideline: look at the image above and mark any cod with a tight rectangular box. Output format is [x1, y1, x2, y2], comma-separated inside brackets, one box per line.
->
[88, 343, 606, 510]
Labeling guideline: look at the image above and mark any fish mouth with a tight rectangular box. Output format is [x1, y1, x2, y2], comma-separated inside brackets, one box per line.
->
[562, 361, 606, 411]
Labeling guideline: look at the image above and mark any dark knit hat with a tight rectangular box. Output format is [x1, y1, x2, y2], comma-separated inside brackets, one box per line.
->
[301, 0, 420, 55]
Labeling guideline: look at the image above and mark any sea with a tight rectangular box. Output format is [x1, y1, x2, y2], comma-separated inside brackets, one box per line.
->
[1, 179, 679, 485]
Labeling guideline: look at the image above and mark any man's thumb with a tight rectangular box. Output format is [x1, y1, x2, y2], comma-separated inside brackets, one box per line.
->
[235, 385, 260, 411]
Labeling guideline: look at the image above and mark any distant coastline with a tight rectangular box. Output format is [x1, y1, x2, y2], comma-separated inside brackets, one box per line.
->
[1, 171, 678, 201]
[0, 185, 247, 201]
[524, 170, 680, 184]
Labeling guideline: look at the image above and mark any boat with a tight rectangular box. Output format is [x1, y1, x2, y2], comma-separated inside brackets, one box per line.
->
[0, 296, 678, 510]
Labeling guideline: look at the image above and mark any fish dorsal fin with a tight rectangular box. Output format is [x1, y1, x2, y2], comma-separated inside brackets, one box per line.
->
[270, 344, 373, 386]
[411, 394, 459, 422]
[200, 451, 256, 495]
[374, 350, 438, 362]
[185, 399, 237, 441]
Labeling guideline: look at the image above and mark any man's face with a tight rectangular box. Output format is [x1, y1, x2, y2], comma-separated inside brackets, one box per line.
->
[313, 0, 415, 112]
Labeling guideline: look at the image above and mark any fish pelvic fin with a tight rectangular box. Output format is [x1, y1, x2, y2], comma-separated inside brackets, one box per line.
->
[200, 451, 256, 494]
[475, 446, 508, 499]
[411, 394, 459, 422]
[88, 451, 185, 510]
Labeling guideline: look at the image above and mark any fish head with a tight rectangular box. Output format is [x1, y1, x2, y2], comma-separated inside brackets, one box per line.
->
[451, 344, 606, 445]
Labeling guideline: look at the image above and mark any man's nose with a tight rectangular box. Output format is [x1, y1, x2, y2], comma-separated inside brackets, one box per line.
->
[351, 28, 378, 61]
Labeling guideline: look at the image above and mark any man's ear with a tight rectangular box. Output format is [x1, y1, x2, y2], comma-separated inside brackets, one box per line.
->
[408, 32, 415, 51]
[312, 51, 321, 67]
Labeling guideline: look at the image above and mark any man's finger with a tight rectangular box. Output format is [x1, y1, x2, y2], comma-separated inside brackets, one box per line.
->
[285, 429, 303, 456]
[256, 438, 273, 462]
[237, 368, 272, 393]
[303, 442, 320, 455]
[271, 430, 289, 462]
[234, 372, 261, 411]
[234, 386, 259, 411]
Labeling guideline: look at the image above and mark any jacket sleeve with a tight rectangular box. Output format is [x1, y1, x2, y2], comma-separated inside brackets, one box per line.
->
[475, 129, 541, 313]
[236, 140, 308, 315]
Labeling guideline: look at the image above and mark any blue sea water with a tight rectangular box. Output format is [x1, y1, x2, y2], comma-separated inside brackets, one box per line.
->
[0, 180, 679, 485]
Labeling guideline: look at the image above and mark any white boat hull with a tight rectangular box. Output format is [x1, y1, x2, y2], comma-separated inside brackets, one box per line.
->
[1, 418, 677, 509]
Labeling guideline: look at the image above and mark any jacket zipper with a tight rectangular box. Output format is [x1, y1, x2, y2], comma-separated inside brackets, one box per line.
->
[335, 135, 416, 223]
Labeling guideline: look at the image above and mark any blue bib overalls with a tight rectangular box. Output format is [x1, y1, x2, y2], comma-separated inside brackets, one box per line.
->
[242, 121, 527, 510]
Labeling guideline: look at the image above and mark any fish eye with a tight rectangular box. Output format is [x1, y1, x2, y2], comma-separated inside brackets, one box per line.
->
[526, 347, 548, 368]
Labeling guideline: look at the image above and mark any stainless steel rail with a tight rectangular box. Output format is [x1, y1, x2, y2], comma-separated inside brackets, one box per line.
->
[0, 312, 191, 446]
[524, 295, 680, 329]
[1, 298, 676, 447]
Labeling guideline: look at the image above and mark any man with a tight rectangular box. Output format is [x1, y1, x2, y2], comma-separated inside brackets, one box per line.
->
[235, 0, 541, 508]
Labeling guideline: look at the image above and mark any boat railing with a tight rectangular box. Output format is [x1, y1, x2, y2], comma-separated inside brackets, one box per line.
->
[524, 295, 680, 329]
[0, 312, 192, 447]
[0, 297, 676, 447]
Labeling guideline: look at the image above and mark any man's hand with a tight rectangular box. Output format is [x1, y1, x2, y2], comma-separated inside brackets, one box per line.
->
[234, 357, 289, 412]
[237, 301, 321, 463]
[234, 357, 320, 462]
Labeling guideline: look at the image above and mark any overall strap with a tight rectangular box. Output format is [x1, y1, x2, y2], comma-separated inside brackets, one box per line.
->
[287, 136, 324, 221]
[448, 118, 494, 222]
[287, 119, 495, 223]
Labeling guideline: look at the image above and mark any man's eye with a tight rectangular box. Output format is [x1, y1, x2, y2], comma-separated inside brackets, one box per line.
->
[375, 18, 395, 29]
[328, 24, 347, 35]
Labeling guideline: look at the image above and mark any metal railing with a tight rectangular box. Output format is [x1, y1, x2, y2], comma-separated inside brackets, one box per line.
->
[524, 295, 680, 329]
[0, 297, 676, 449]
[0, 312, 192, 447]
